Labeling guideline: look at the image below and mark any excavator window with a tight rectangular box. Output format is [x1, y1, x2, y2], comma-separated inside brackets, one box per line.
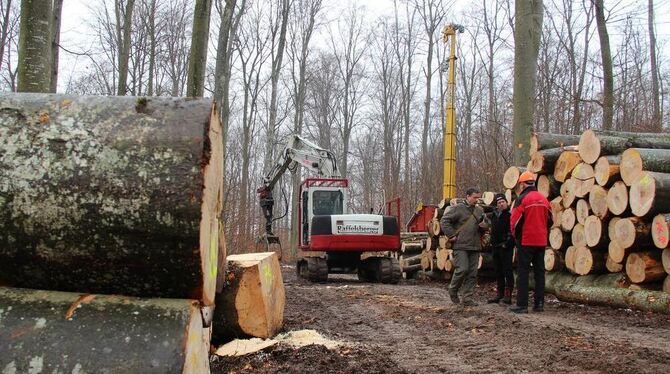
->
[312, 190, 344, 215]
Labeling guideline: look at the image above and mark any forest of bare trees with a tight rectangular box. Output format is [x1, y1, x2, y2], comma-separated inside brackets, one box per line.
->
[2, 0, 669, 257]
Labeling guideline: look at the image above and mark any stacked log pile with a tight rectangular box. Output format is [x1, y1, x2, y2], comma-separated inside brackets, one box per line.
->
[512, 130, 670, 308]
[0, 94, 285, 371]
[400, 197, 494, 279]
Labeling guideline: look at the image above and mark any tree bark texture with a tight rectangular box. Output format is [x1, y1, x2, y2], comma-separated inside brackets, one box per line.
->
[186, 0, 213, 97]
[528, 132, 580, 155]
[49, 0, 63, 93]
[115, 0, 135, 95]
[621, 148, 670, 186]
[630, 171, 670, 217]
[0, 93, 224, 304]
[512, 0, 543, 166]
[648, 0, 661, 132]
[593, 0, 613, 131]
[0, 286, 210, 373]
[17, 0, 52, 92]
[544, 271, 670, 314]
[213, 252, 285, 343]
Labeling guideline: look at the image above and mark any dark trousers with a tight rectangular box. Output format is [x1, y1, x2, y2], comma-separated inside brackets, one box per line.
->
[516, 245, 545, 308]
[493, 246, 514, 294]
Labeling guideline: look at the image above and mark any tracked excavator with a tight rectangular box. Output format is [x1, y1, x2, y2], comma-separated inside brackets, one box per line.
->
[257, 135, 401, 283]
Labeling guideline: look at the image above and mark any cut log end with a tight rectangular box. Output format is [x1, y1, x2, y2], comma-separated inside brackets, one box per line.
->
[594, 155, 620, 186]
[651, 214, 670, 249]
[561, 207, 576, 232]
[560, 179, 577, 208]
[620, 148, 643, 186]
[606, 181, 629, 216]
[578, 130, 600, 164]
[549, 227, 569, 250]
[554, 151, 582, 183]
[503, 166, 525, 189]
[584, 215, 605, 248]
[576, 199, 590, 225]
[662, 248, 670, 274]
[545, 248, 565, 272]
[571, 223, 587, 248]
[588, 185, 609, 219]
[626, 251, 665, 284]
[574, 246, 606, 275]
[608, 240, 626, 264]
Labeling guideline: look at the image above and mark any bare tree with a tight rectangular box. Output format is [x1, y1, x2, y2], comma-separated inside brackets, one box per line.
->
[512, 0, 543, 165]
[593, 0, 613, 130]
[647, 0, 660, 131]
[186, 0, 212, 97]
[49, 0, 63, 92]
[286, 0, 322, 255]
[17, 0, 52, 92]
[115, 0, 135, 95]
[0, 0, 14, 72]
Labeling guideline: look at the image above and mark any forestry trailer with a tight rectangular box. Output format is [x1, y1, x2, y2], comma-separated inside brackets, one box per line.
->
[257, 134, 401, 283]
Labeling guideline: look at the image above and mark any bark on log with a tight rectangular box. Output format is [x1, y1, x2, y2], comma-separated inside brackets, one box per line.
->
[594, 155, 621, 187]
[614, 217, 652, 249]
[401, 241, 424, 253]
[545, 248, 565, 272]
[560, 178, 578, 208]
[580, 130, 670, 164]
[574, 246, 606, 275]
[503, 166, 526, 189]
[553, 151, 582, 182]
[651, 214, 670, 249]
[663, 248, 670, 274]
[621, 148, 670, 186]
[607, 181, 629, 216]
[630, 171, 670, 217]
[544, 271, 630, 290]
[529, 132, 581, 155]
[606, 254, 624, 273]
[537, 174, 560, 199]
[0, 287, 210, 373]
[585, 215, 608, 248]
[213, 252, 285, 342]
[571, 223, 587, 248]
[549, 226, 571, 250]
[626, 251, 666, 284]
[561, 207, 576, 232]
[0, 93, 224, 304]
[588, 185, 609, 219]
[576, 199, 591, 225]
[529, 148, 567, 173]
[544, 272, 670, 314]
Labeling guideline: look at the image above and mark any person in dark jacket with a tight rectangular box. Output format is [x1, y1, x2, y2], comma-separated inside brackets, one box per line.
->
[509, 171, 551, 314]
[440, 188, 489, 307]
[487, 193, 515, 304]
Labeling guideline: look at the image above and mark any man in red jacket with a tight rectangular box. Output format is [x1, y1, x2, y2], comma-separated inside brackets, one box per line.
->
[509, 171, 551, 314]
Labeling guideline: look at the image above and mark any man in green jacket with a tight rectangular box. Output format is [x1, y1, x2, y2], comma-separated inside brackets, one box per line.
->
[440, 188, 489, 306]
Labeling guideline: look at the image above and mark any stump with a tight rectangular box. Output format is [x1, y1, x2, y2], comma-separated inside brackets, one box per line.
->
[606, 181, 629, 216]
[594, 155, 621, 187]
[626, 251, 666, 284]
[0, 287, 210, 373]
[0, 94, 224, 304]
[213, 252, 285, 342]
[629, 172, 670, 217]
[651, 213, 670, 249]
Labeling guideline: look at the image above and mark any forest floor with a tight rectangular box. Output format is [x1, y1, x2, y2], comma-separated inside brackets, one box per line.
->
[211, 266, 670, 374]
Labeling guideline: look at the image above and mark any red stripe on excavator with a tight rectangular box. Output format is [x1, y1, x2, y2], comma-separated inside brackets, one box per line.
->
[309, 234, 400, 252]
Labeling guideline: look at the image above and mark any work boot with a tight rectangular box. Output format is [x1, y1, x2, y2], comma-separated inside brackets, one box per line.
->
[502, 288, 512, 305]
[509, 305, 528, 314]
[533, 302, 544, 312]
[487, 290, 503, 304]
[449, 291, 460, 304]
[463, 300, 478, 307]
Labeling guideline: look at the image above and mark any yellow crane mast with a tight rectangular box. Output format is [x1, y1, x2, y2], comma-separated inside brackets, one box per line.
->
[442, 24, 464, 200]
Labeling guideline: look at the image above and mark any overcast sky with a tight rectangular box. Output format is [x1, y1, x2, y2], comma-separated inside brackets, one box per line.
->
[56, 0, 670, 92]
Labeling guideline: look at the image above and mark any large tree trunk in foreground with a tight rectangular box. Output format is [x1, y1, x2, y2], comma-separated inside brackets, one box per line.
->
[626, 251, 666, 284]
[0, 287, 210, 373]
[213, 252, 285, 343]
[17, 0, 52, 92]
[0, 93, 224, 304]
[629, 171, 670, 217]
[529, 132, 580, 155]
[543, 271, 670, 314]
[621, 148, 670, 186]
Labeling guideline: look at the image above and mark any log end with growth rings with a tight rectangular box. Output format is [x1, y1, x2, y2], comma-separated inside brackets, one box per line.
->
[620, 148, 643, 186]
[578, 130, 600, 164]
[651, 214, 670, 249]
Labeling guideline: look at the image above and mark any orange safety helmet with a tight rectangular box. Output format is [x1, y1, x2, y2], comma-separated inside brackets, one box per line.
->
[517, 171, 536, 184]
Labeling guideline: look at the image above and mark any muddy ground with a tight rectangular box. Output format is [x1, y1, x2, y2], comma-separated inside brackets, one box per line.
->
[212, 267, 670, 373]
